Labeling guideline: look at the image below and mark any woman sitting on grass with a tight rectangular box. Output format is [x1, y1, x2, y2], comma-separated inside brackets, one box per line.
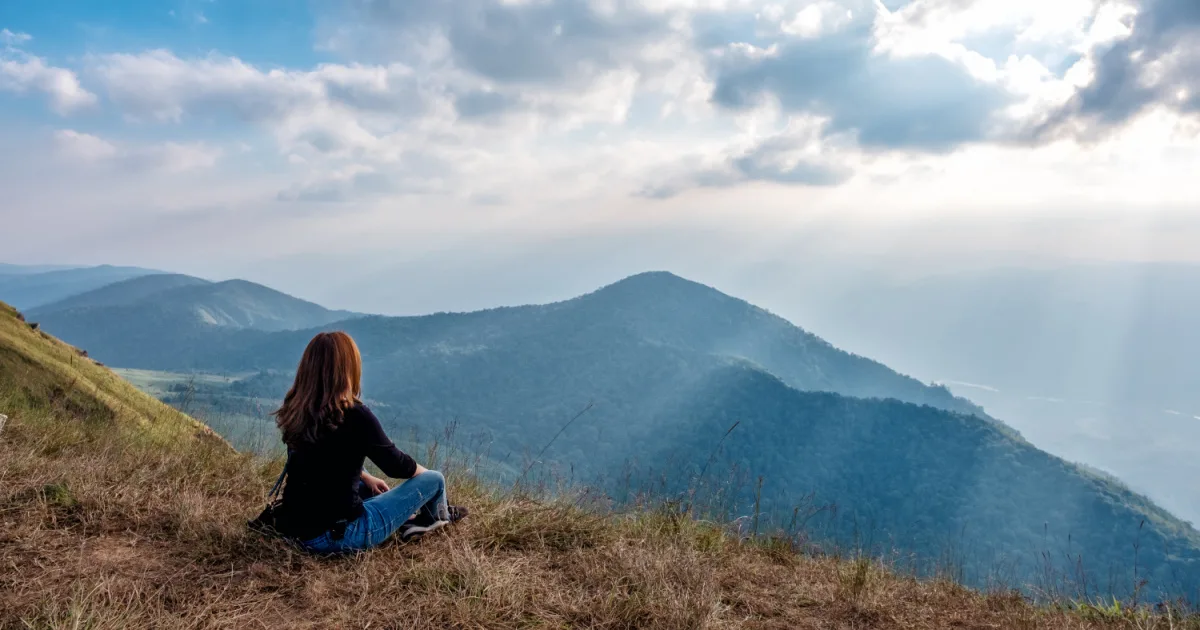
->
[269, 331, 466, 552]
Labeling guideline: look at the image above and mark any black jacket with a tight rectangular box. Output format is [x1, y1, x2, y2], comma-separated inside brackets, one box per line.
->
[275, 404, 417, 540]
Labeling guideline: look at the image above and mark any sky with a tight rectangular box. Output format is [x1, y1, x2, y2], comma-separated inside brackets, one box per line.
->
[1, 0, 1199, 315]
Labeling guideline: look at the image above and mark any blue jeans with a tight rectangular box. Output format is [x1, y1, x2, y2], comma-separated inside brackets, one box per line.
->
[302, 470, 449, 553]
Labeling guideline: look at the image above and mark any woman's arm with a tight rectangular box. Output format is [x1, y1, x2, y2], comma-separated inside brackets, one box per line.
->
[360, 469, 390, 495]
[357, 405, 421, 479]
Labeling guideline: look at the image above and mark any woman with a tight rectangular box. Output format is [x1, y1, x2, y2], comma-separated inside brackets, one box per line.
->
[270, 331, 466, 552]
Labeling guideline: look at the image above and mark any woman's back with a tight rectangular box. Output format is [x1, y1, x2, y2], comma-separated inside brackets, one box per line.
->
[277, 404, 417, 540]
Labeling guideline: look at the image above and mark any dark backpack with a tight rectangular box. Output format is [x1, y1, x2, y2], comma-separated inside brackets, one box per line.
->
[247, 453, 291, 537]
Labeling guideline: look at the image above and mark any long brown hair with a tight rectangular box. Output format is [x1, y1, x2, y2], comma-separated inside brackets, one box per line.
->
[274, 331, 363, 447]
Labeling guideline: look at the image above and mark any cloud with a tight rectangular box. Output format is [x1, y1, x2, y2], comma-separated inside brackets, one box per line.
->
[1, 29, 32, 46]
[642, 153, 848, 197]
[333, 0, 677, 86]
[27, 0, 1191, 209]
[277, 147, 456, 202]
[1041, 0, 1200, 136]
[276, 165, 401, 202]
[325, 0, 707, 129]
[728, 132, 850, 184]
[0, 31, 98, 115]
[454, 89, 520, 119]
[53, 129, 118, 161]
[708, 8, 1011, 151]
[89, 50, 441, 160]
[54, 129, 221, 173]
[92, 50, 323, 123]
[642, 114, 852, 197]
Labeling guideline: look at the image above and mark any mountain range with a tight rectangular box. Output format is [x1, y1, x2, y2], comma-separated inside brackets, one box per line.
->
[7, 265, 1200, 595]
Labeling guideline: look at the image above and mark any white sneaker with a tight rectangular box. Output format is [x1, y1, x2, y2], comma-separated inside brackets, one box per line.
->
[399, 519, 449, 542]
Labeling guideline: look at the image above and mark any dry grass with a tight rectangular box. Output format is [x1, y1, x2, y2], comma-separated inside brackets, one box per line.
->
[3, 301, 1200, 629]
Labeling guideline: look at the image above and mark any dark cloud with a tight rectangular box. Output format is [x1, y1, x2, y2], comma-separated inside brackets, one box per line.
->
[1042, 0, 1200, 136]
[709, 22, 1010, 151]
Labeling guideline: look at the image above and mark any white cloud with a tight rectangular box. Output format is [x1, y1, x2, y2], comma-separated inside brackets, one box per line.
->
[54, 129, 222, 173]
[53, 129, 118, 161]
[1, 29, 33, 46]
[92, 50, 323, 123]
[1, 33, 97, 115]
[1, 0, 1192, 226]
[88, 50, 445, 162]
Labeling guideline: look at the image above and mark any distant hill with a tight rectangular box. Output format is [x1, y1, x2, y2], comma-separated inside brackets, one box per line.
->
[0, 263, 80, 275]
[29, 274, 360, 341]
[31, 273, 211, 312]
[0, 264, 161, 309]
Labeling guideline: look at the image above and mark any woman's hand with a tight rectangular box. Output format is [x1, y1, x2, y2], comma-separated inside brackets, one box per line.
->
[360, 471, 390, 496]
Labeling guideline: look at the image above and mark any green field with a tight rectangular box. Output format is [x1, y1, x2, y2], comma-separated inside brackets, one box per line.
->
[112, 367, 256, 397]
[112, 367, 283, 454]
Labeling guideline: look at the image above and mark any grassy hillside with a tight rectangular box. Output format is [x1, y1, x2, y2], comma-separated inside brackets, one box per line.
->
[2, 299, 1198, 628]
[0, 301, 221, 445]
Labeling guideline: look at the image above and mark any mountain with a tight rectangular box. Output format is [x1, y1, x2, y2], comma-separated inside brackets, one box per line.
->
[0, 264, 161, 309]
[48, 270, 1200, 594]
[639, 363, 1200, 591]
[36, 271, 984, 415]
[30, 273, 211, 311]
[29, 274, 360, 343]
[7, 298, 1174, 628]
[0, 262, 79, 275]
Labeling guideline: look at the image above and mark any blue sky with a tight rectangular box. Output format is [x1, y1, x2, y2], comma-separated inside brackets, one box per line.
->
[1, 0, 1198, 313]
[5, 0, 322, 65]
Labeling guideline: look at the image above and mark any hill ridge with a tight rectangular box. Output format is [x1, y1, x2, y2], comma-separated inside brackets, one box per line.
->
[29, 273, 213, 314]
[0, 264, 162, 309]
[28, 273, 360, 336]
